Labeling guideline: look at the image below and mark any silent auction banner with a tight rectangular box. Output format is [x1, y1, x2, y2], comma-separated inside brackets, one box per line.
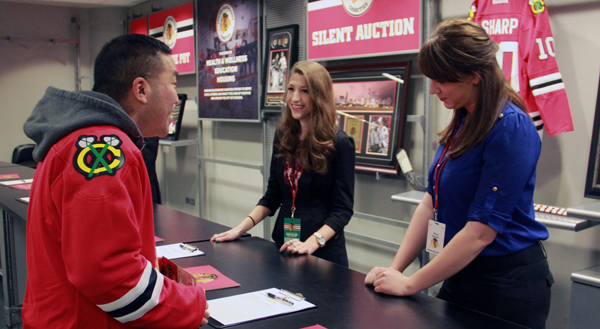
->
[149, 2, 195, 74]
[130, 17, 148, 35]
[307, 0, 421, 60]
[196, 0, 260, 121]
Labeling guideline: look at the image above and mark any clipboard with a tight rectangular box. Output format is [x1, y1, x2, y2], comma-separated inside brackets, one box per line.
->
[207, 288, 315, 328]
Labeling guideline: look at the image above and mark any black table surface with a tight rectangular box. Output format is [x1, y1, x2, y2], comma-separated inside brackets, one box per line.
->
[0, 164, 34, 220]
[0, 162, 20, 168]
[174, 237, 527, 329]
[153, 203, 250, 245]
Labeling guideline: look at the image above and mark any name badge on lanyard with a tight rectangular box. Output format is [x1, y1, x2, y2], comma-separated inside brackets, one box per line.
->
[426, 220, 446, 255]
[283, 162, 303, 243]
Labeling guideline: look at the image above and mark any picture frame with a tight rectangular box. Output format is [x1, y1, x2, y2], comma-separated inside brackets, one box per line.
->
[329, 61, 410, 174]
[263, 24, 299, 108]
[584, 73, 600, 198]
[161, 94, 187, 141]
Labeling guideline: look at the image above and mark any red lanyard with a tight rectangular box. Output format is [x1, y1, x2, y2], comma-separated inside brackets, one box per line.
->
[285, 162, 303, 218]
[433, 127, 464, 221]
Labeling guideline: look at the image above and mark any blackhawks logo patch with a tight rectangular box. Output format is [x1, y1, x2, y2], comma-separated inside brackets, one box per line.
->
[531, 0, 545, 15]
[73, 135, 125, 180]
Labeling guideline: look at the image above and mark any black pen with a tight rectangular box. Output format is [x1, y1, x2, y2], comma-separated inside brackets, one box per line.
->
[267, 292, 294, 306]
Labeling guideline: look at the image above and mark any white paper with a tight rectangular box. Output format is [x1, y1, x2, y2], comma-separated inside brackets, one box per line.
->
[155, 243, 204, 259]
[208, 287, 316, 327]
[18, 197, 30, 203]
[0, 178, 33, 186]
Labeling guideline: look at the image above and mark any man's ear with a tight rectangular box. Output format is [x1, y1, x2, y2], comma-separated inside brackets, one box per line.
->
[131, 77, 150, 105]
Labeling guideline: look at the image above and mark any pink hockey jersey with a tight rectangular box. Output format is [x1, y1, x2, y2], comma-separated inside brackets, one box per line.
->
[468, 0, 573, 136]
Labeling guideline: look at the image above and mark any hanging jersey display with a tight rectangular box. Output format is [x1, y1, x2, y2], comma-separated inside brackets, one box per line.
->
[468, 0, 573, 136]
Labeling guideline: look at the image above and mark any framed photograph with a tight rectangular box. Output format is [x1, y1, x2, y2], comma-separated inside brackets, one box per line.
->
[330, 61, 410, 174]
[343, 114, 364, 153]
[263, 24, 299, 108]
[584, 73, 600, 198]
[161, 94, 187, 141]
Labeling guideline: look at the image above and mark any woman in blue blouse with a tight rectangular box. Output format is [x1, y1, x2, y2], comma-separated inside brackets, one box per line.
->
[365, 19, 553, 329]
[211, 61, 355, 266]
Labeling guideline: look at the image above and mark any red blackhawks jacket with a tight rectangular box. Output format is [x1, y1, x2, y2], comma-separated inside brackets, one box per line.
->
[22, 87, 206, 328]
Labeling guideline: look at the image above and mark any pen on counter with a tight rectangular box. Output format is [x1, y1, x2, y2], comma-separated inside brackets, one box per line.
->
[267, 292, 294, 306]
[179, 243, 198, 253]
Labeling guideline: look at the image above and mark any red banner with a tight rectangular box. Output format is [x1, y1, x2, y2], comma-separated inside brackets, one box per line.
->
[149, 2, 195, 74]
[129, 17, 148, 35]
[307, 0, 421, 61]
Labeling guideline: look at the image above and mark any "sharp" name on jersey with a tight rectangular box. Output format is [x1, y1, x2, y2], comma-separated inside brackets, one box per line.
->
[481, 18, 519, 35]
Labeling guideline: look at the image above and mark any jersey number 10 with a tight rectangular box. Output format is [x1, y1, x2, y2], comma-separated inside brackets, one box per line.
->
[496, 37, 556, 92]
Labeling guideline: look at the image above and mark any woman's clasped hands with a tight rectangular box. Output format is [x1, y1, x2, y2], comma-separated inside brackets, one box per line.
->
[365, 267, 416, 296]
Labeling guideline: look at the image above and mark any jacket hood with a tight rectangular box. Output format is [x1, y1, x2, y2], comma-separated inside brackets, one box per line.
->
[24, 86, 144, 162]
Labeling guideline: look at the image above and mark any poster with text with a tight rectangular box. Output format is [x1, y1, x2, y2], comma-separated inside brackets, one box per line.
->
[196, 0, 260, 121]
[307, 0, 421, 61]
[149, 2, 195, 74]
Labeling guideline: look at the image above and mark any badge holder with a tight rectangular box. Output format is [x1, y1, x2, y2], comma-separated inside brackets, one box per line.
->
[426, 219, 445, 255]
[284, 216, 301, 243]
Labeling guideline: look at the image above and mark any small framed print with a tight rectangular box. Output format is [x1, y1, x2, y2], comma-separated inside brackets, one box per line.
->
[344, 114, 365, 153]
[330, 61, 410, 175]
[585, 73, 600, 199]
[263, 24, 299, 108]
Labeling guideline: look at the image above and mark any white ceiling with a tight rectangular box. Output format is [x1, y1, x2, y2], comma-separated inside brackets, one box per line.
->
[0, 0, 146, 8]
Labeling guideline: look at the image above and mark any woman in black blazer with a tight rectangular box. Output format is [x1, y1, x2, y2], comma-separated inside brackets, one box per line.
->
[211, 61, 355, 266]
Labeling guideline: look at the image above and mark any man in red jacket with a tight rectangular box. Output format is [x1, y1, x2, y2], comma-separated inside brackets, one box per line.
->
[22, 34, 209, 328]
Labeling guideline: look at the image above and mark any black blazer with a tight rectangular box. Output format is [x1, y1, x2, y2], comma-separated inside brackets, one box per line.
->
[257, 129, 355, 255]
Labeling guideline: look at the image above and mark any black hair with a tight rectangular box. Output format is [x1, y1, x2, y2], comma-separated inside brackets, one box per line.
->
[92, 34, 172, 103]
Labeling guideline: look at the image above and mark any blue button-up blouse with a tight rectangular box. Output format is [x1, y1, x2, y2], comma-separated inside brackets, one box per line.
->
[427, 101, 549, 256]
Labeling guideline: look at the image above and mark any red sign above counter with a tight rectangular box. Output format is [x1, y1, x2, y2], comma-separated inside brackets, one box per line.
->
[307, 0, 421, 61]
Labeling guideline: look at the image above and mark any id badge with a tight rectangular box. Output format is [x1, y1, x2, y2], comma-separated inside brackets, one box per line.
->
[284, 217, 301, 242]
[426, 220, 446, 255]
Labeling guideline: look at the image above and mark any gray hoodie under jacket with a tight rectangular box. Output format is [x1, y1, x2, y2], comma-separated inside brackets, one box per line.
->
[24, 86, 144, 162]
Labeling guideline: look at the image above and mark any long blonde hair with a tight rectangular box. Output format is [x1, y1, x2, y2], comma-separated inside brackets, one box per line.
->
[419, 19, 527, 158]
[276, 61, 338, 174]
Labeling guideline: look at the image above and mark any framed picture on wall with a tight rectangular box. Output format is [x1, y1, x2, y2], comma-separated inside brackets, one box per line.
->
[263, 24, 299, 108]
[584, 74, 600, 198]
[329, 61, 410, 175]
[330, 61, 410, 175]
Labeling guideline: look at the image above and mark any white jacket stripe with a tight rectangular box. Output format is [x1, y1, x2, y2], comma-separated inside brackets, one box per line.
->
[115, 272, 164, 323]
[96, 260, 164, 322]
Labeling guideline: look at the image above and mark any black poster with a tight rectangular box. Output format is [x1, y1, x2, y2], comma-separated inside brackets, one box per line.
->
[196, 0, 260, 121]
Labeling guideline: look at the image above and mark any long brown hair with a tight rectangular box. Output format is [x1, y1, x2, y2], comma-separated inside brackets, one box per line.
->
[276, 61, 338, 174]
[419, 19, 527, 158]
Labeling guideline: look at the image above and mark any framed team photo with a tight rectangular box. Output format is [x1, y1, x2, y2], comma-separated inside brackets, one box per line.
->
[263, 24, 299, 108]
[330, 61, 410, 175]
[585, 73, 600, 199]
[365, 115, 392, 156]
[343, 114, 365, 153]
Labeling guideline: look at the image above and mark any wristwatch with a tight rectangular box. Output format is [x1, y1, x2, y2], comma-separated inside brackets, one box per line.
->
[313, 232, 326, 248]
